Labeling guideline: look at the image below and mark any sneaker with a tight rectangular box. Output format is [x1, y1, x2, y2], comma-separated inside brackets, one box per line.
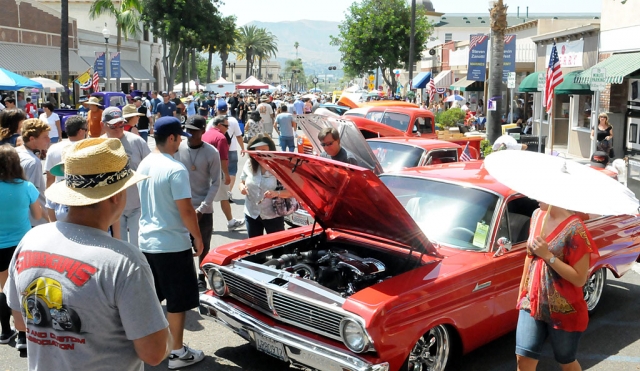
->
[168, 345, 204, 369]
[15, 335, 26, 350]
[197, 279, 208, 292]
[227, 219, 245, 231]
[0, 329, 17, 344]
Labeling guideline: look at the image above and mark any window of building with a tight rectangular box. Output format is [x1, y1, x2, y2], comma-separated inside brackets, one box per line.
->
[445, 33, 453, 42]
[143, 26, 149, 42]
[235, 73, 242, 81]
[153, 35, 158, 43]
[268, 73, 273, 80]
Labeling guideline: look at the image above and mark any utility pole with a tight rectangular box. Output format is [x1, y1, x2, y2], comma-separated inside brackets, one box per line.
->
[408, 0, 416, 85]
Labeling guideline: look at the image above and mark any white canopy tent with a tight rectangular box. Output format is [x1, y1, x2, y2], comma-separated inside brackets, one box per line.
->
[31, 77, 65, 93]
[205, 77, 235, 95]
[172, 80, 201, 93]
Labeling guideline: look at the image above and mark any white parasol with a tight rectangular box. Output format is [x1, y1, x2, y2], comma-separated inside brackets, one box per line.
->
[484, 150, 639, 216]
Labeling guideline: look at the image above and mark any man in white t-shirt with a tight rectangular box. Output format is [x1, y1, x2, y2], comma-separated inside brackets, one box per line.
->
[216, 102, 245, 199]
[257, 95, 275, 136]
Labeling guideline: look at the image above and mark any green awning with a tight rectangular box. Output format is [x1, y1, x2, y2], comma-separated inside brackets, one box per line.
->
[450, 77, 484, 92]
[518, 72, 543, 92]
[555, 71, 593, 95]
[575, 52, 640, 84]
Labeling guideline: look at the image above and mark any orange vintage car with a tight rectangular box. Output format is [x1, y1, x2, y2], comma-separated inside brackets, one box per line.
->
[199, 153, 640, 371]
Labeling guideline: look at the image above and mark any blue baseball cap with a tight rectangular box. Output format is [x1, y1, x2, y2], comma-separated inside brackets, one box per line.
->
[217, 101, 228, 111]
[154, 116, 191, 137]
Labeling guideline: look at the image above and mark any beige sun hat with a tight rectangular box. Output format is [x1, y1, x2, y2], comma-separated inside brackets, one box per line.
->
[45, 138, 149, 206]
[84, 96, 102, 106]
[122, 104, 144, 118]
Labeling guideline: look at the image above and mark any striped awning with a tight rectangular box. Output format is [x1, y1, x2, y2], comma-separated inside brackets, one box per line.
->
[0, 43, 90, 76]
[449, 77, 484, 92]
[575, 52, 640, 84]
[433, 70, 453, 88]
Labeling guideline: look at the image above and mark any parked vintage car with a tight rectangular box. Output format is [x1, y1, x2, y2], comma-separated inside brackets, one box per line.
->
[54, 91, 126, 135]
[199, 153, 640, 371]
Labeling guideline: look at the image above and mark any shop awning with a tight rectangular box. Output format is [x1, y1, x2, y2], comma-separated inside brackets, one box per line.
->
[518, 72, 543, 93]
[0, 43, 90, 76]
[555, 71, 593, 95]
[412, 71, 432, 89]
[433, 70, 453, 88]
[120, 60, 156, 82]
[449, 77, 484, 92]
[575, 52, 640, 84]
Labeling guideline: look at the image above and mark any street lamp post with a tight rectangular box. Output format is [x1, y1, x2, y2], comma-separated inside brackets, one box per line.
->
[227, 62, 236, 81]
[102, 25, 111, 92]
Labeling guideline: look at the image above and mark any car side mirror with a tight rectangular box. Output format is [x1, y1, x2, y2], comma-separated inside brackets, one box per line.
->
[493, 237, 512, 257]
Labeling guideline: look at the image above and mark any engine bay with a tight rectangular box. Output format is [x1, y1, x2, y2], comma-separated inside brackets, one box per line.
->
[240, 235, 422, 297]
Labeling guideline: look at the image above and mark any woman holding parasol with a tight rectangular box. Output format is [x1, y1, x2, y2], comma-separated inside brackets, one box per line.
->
[484, 150, 639, 371]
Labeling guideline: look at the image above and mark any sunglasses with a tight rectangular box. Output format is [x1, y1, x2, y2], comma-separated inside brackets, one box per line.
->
[220, 123, 229, 128]
[320, 141, 335, 147]
[107, 122, 125, 129]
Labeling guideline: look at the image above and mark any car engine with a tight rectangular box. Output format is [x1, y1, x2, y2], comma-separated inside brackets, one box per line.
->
[263, 249, 388, 297]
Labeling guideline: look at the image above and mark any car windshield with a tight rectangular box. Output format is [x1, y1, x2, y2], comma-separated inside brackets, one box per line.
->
[368, 142, 424, 172]
[373, 112, 411, 132]
[380, 175, 500, 250]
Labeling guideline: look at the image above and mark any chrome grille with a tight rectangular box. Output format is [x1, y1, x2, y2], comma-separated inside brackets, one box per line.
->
[272, 292, 343, 338]
[221, 271, 270, 312]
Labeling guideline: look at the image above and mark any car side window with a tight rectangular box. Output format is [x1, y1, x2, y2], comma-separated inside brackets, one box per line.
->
[495, 197, 539, 251]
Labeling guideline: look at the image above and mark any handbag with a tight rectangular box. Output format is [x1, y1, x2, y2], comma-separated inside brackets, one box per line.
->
[271, 182, 299, 217]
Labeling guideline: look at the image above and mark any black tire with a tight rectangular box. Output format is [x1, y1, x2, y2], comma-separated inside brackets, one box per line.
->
[584, 268, 606, 314]
[401, 325, 460, 371]
[26, 296, 50, 327]
[60, 307, 82, 333]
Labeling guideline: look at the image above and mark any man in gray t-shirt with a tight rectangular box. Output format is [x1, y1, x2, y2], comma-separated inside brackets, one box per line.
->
[102, 107, 151, 246]
[174, 115, 221, 289]
[5, 138, 170, 371]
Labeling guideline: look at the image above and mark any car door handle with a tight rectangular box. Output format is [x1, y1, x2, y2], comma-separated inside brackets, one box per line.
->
[473, 281, 492, 292]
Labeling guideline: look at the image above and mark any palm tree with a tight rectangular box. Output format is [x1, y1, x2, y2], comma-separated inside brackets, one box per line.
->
[255, 30, 278, 80]
[89, 0, 143, 91]
[207, 15, 237, 83]
[235, 25, 269, 78]
[60, 0, 69, 104]
[284, 59, 305, 91]
[294, 41, 299, 58]
[486, 0, 508, 144]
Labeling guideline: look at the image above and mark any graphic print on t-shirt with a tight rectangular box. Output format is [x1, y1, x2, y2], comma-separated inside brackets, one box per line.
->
[21, 277, 82, 333]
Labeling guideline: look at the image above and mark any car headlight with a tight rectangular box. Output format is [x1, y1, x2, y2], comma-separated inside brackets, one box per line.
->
[340, 318, 370, 353]
[209, 269, 227, 296]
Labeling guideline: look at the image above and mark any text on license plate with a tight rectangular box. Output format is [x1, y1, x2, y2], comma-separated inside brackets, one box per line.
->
[255, 333, 288, 362]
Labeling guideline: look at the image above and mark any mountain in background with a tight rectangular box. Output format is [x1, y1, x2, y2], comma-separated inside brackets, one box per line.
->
[246, 20, 343, 77]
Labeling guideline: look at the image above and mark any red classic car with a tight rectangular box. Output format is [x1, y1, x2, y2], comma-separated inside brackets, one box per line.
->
[199, 153, 640, 371]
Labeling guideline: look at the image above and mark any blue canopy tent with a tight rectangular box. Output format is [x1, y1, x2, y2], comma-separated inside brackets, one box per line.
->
[411, 71, 432, 89]
[0, 68, 43, 90]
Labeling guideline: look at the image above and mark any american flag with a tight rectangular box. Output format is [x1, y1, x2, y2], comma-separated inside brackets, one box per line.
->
[92, 71, 100, 92]
[427, 76, 436, 103]
[469, 35, 488, 50]
[504, 35, 516, 44]
[460, 142, 472, 162]
[544, 42, 564, 113]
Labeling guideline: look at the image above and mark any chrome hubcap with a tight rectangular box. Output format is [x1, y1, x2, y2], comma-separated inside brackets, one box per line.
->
[408, 325, 450, 371]
[583, 269, 605, 311]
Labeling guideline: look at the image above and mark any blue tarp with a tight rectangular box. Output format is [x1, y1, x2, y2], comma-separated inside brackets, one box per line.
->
[412, 71, 432, 89]
[0, 68, 43, 90]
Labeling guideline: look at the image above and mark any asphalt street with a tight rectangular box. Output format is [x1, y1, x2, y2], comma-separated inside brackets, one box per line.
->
[1, 144, 640, 370]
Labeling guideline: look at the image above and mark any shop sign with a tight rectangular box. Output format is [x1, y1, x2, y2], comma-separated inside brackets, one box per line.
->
[546, 40, 584, 67]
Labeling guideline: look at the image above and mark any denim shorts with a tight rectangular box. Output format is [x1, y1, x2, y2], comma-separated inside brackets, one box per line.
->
[228, 150, 238, 175]
[515, 310, 583, 364]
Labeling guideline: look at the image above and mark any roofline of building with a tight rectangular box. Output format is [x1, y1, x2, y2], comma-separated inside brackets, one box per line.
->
[531, 24, 601, 43]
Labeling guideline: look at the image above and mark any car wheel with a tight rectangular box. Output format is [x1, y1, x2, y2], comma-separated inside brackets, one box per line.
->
[403, 325, 457, 371]
[584, 268, 606, 313]
[26, 296, 50, 327]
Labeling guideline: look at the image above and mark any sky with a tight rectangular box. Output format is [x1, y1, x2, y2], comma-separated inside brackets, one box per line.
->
[219, 0, 602, 26]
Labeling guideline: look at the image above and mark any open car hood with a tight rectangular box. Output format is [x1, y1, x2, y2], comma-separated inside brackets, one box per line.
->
[250, 151, 438, 257]
[296, 114, 384, 175]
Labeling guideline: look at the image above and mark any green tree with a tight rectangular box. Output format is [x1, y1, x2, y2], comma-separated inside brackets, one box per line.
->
[330, 0, 433, 93]
[89, 0, 143, 91]
[283, 59, 305, 92]
[205, 15, 237, 82]
[255, 30, 278, 80]
[142, 0, 220, 90]
[487, 0, 508, 144]
[294, 41, 299, 58]
[235, 25, 271, 78]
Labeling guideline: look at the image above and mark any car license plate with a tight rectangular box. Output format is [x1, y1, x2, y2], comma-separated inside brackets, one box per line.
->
[292, 213, 309, 226]
[255, 333, 288, 362]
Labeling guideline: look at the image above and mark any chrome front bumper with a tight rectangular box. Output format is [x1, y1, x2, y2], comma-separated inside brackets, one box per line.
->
[199, 294, 389, 371]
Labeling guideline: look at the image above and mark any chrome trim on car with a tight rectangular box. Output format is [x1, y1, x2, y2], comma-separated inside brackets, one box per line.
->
[199, 294, 389, 371]
[210, 260, 375, 349]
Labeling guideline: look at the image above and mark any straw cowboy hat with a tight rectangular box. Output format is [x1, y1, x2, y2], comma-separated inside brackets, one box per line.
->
[260, 95, 270, 102]
[83, 96, 102, 106]
[45, 138, 148, 206]
[122, 104, 144, 119]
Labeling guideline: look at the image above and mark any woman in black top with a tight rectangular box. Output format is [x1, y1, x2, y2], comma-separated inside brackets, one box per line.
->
[0, 109, 26, 147]
[591, 113, 614, 156]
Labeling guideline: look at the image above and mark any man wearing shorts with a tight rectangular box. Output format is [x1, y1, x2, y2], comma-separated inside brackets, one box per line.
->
[215, 101, 245, 200]
[202, 115, 244, 231]
[137, 117, 206, 369]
